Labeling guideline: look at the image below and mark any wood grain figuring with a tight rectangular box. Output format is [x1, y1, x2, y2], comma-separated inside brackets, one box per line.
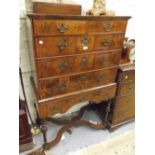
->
[38, 67, 117, 99]
[120, 69, 135, 83]
[28, 13, 130, 117]
[38, 83, 117, 118]
[33, 2, 81, 15]
[112, 105, 135, 124]
[114, 95, 135, 110]
[35, 36, 94, 58]
[86, 20, 128, 34]
[118, 82, 135, 96]
[35, 34, 124, 58]
[33, 20, 86, 36]
[94, 34, 125, 51]
[37, 50, 121, 78]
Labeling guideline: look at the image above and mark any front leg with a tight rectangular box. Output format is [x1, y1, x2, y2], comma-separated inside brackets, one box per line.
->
[105, 100, 112, 123]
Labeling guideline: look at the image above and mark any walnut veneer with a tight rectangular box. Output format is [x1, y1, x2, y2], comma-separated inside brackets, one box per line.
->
[27, 14, 130, 119]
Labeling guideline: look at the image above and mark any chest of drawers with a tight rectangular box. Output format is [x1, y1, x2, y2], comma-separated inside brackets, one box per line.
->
[27, 14, 130, 119]
[108, 63, 135, 129]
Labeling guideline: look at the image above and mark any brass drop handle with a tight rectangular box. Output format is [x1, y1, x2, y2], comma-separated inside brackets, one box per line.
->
[57, 83, 68, 90]
[80, 57, 87, 66]
[103, 23, 112, 32]
[101, 39, 110, 46]
[58, 61, 68, 70]
[57, 23, 68, 33]
[79, 97, 86, 102]
[80, 74, 88, 81]
[81, 37, 89, 46]
[58, 40, 68, 50]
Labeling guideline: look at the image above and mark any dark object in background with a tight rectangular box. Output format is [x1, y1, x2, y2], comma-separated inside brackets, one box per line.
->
[33, 2, 81, 15]
[19, 99, 33, 152]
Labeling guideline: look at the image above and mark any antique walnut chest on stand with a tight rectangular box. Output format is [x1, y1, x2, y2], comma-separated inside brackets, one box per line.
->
[27, 13, 131, 149]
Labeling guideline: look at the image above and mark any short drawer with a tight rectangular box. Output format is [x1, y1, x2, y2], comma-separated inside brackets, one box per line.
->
[86, 20, 127, 34]
[119, 69, 135, 83]
[33, 20, 86, 36]
[37, 50, 121, 78]
[35, 36, 94, 58]
[114, 95, 135, 110]
[118, 82, 135, 96]
[112, 105, 135, 124]
[38, 67, 117, 99]
[94, 34, 125, 51]
[38, 83, 117, 118]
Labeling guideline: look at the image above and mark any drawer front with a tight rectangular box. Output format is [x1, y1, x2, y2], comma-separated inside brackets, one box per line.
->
[35, 36, 94, 58]
[38, 67, 117, 99]
[33, 20, 86, 36]
[38, 83, 117, 118]
[120, 70, 135, 83]
[94, 34, 125, 51]
[37, 50, 121, 78]
[86, 20, 127, 34]
[118, 82, 135, 96]
[114, 95, 135, 111]
[112, 105, 135, 124]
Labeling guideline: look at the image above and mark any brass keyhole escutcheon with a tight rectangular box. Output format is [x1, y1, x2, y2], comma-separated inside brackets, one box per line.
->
[103, 23, 112, 32]
[58, 61, 68, 70]
[81, 37, 89, 46]
[57, 23, 68, 33]
[101, 39, 110, 46]
[58, 39, 68, 50]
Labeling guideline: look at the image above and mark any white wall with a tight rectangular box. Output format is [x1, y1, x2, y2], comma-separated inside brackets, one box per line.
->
[20, 0, 135, 121]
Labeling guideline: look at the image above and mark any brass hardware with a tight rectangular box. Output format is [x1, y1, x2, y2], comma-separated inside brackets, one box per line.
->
[57, 83, 68, 90]
[99, 57, 105, 64]
[125, 75, 128, 79]
[80, 57, 87, 66]
[103, 23, 112, 32]
[81, 37, 89, 46]
[96, 75, 103, 82]
[57, 23, 68, 33]
[101, 39, 110, 46]
[79, 97, 86, 102]
[58, 40, 68, 50]
[58, 61, 68, 70]
[80, 74, 88, 81]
